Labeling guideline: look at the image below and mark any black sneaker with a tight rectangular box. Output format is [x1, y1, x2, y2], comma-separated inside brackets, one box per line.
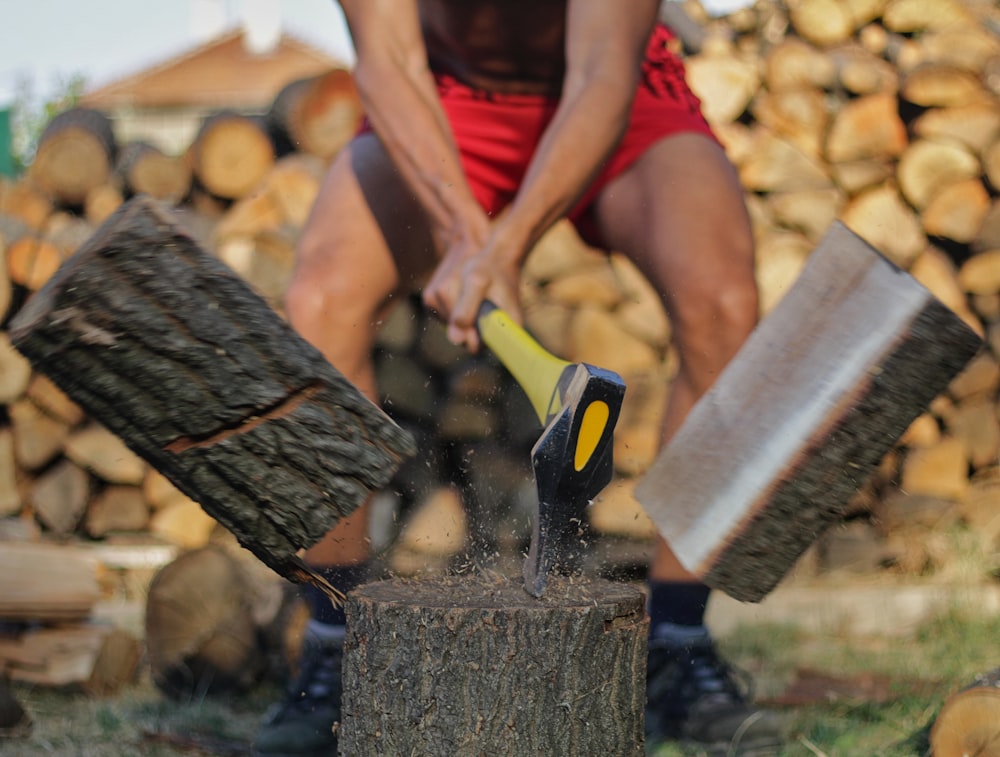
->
[252, 625, 343, 757]
[646, 627, 785, 756]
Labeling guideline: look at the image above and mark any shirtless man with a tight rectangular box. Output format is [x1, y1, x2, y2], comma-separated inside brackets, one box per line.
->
[252, 1, 785, 755]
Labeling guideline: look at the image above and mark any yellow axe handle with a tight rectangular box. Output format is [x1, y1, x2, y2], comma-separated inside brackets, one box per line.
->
[476, 302, 572, 425]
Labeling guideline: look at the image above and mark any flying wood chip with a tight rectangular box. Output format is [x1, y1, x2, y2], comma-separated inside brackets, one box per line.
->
[8, 195, 416, 600]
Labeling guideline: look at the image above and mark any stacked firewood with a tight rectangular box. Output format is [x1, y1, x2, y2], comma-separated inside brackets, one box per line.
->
[1, 0, 1000, 620]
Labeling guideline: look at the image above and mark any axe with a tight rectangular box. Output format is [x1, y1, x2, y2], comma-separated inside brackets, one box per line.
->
[475, 302, 626, 597]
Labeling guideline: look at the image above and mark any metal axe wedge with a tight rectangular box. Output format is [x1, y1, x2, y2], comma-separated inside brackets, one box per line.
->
[476, 302, 626, 597]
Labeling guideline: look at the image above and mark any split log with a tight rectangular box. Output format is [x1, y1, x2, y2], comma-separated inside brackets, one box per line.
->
[116, 141, 191, 203]
[29, 108, 116, 207]
[840, 183, 926, 267]
[912, 101, 1000, 154]
[85, 485, 150, 537]
[750, 88, 830, 159]
[145, 546, 264, 699]
[882, 0, 977, 34]
[824, 92, 908, 163]
[0, 429, 20, 517]
[684, 51, 760, 126]
[0, 181, 52, 230]
[762, 37, 837, 92]
[266, 69, 364, 161]
[0, 542, 100, 622]
[26, 374, 86, 426]
[8, 398, 70, 471]
[901, 63, 988, 107]
[5, 235, 64, 291]
[0, 624, 140, 696]
[0, 332, 31, 404]
[188, 112, 274, 200]
[789, 0, 856, 47]
[984, 141, 1000, 195]
[340, 574, 647, 757]
[922, 178, 991, 244]
[896, 139, 982, 210]
[31, 459, 90, 536]
[930, 667, 1000, 757]
[635, 221, 983, 602]
[64, 424, 145, 485]
[0, 240, 10, 323]
[83, 182, 124, 225]
[7, 196, 415, 594]
[982, 205, 1000, 255]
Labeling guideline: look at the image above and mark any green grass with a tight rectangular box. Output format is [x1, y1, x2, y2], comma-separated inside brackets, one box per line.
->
[5, 605, 1000, 756]
[649, 607, 1000, 757]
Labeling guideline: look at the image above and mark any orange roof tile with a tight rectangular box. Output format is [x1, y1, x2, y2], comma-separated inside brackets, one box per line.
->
[81, 28, 344, 110]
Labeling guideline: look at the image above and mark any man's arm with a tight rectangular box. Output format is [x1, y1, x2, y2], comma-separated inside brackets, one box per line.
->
[427, 0, 661, 347]
[338, 0, 490, 253]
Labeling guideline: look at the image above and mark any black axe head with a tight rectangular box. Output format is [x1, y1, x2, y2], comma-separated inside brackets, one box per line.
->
[523, 363, 625, 597]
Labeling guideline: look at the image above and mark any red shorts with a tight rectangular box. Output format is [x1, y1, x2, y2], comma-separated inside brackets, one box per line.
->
[365, 25, 717, 248]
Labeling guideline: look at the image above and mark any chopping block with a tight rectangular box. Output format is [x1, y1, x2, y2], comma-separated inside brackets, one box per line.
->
[636, 221, 983, 602]
[339, 574, 647, 756]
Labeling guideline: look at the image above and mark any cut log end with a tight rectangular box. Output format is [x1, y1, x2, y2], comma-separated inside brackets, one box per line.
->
[931, 668, 1000, 757]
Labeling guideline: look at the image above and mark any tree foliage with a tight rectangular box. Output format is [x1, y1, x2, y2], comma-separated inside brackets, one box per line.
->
[9, 73, 87, 174]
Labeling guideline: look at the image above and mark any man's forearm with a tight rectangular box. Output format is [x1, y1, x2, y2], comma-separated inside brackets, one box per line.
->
[490, 0, 659, 266]
[354, 57, 486, 245]
[341, 0, 487, 247]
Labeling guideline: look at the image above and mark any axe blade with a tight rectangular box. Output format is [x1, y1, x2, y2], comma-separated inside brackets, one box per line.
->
[522, 364, 623, 597]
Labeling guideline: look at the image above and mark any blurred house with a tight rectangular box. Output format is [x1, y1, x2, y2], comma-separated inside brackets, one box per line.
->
[80, 28, 344, 155]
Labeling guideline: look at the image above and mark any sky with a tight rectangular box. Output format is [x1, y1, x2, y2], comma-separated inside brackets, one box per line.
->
[0, 0, 356, 105]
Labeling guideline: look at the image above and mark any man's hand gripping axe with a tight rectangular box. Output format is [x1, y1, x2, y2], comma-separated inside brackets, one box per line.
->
[477, 302, 626, 597]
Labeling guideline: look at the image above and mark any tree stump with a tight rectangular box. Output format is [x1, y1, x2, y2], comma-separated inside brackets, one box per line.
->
[340, 574, 647, 757]
[7, 196, 415, 596]
[931, 667, 1000, 757]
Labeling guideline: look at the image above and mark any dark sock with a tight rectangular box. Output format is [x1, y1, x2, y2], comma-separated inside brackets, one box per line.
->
[304, 563, 371, 627]
[647, 581, 711, 634]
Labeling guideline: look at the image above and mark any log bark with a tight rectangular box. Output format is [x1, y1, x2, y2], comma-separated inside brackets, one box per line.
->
[930, 667, 1000, 757]
[635, 221, 983, 602]
[7, 196, 415, 594]
[340, 574, 647, 757]
[29, 108, 116, 207]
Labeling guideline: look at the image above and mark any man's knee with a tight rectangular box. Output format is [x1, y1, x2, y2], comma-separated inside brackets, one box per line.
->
[669, 252, 758, 372]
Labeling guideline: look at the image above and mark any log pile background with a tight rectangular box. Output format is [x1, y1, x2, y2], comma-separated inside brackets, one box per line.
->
[1, 0, 1000, 686]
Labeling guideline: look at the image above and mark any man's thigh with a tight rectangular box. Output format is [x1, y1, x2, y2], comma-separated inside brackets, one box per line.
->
[591, 132, 754, 306]
[300, 133, 439, 301]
